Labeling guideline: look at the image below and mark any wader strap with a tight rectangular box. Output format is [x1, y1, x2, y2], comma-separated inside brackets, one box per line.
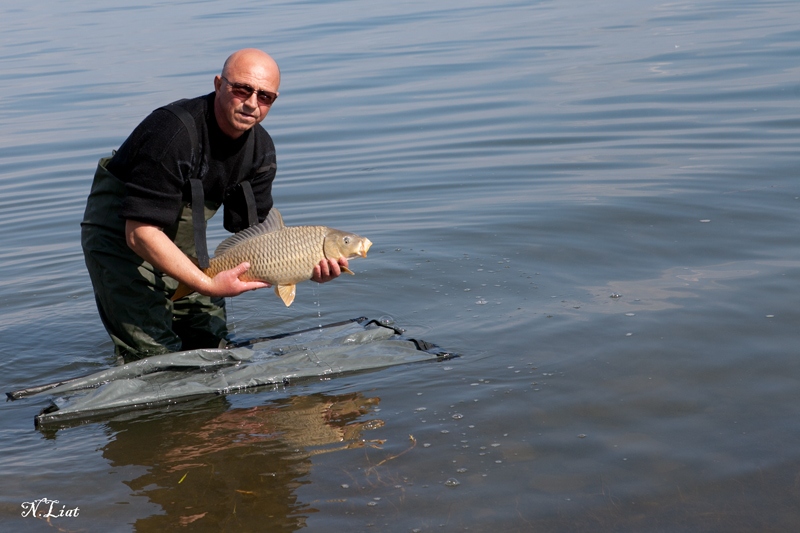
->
[161, 102, 199, 180]
[239, 130, 257, 227]
[189, 179, 210, 268]
[160, 102, 210, 268]
[240, 181, 258, 228]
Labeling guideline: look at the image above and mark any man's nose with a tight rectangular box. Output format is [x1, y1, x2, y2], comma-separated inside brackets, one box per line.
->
[243, 92, 259, 109]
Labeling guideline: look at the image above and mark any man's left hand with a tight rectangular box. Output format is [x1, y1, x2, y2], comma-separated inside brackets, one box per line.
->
[312, 257, 349, 283]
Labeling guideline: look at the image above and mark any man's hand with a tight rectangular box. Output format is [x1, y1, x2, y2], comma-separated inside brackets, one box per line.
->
[311, 257, 349, 283]
[208, 262, 270, 297]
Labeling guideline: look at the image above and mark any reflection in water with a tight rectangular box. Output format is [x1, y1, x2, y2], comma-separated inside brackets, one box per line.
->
[101, 392, 383, 532]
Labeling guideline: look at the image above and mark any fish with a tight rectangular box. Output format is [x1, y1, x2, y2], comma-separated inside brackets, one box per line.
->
[171, 208, 372, 306]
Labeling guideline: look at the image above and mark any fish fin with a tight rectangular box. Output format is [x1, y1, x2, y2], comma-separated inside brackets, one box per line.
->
[341, 266, 355, 275]
[171, 282, 195, 301]
[170, 260, 207, 301]
[275, 284, 296, 307]
[215, 207, 285, 255]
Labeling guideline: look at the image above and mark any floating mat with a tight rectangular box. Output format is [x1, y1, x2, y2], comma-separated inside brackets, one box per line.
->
[7, 317, 456, 427]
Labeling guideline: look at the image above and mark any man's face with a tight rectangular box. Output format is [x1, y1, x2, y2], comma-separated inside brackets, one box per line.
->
[214, 58, 280, 138]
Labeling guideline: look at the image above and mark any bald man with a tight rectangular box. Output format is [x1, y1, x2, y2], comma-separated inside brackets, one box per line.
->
[81, 49, 346, 361]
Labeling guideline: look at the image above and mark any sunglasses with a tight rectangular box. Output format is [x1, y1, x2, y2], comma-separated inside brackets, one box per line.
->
[220, 76, 278, 107]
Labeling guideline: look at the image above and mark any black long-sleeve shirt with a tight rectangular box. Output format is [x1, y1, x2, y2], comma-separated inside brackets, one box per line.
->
[107, 92, 276, 233]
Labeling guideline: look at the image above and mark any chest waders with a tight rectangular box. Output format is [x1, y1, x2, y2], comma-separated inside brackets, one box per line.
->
[81, 103, 257, 362]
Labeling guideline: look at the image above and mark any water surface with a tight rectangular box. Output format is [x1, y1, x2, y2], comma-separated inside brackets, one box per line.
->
[2, 0, 800, 531]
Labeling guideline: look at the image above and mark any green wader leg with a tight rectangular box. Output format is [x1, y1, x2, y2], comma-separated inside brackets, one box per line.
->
[81, 156, 228, 362]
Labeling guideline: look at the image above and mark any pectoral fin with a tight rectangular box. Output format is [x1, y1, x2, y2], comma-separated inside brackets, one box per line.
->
[275, 284, 296, 307]
[342, 266, 355, 275]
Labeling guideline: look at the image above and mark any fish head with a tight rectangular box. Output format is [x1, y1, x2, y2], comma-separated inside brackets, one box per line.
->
[324, 230, 373, 260]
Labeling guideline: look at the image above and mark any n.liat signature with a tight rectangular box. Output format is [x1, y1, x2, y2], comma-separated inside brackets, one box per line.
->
[20, 498, 80, 518]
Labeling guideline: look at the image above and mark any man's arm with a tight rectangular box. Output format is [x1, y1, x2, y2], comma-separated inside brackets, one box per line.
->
[125, 220, 269, 298]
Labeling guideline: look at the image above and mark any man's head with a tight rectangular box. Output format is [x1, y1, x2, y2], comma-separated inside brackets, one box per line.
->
[214, 49, 281, 138]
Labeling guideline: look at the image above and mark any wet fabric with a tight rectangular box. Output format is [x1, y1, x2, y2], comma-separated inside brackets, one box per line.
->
[7, 318, 456, 427]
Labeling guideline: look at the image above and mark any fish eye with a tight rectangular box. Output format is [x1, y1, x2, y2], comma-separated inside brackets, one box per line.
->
[343, 236, 351, 244]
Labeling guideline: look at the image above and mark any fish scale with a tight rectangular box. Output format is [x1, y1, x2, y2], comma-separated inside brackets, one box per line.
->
[171, 208, 372, 306]
[214, 226, 332, 285]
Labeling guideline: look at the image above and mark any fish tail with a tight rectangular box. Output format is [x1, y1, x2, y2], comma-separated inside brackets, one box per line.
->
[170, 282, 195, 301]
[170, 262, 210, 301]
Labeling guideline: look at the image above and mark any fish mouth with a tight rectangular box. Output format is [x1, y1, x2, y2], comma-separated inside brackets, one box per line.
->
[360, 238, 373, 257]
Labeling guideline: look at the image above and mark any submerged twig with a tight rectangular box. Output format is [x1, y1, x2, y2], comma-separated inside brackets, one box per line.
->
[364, 434, 417, 484]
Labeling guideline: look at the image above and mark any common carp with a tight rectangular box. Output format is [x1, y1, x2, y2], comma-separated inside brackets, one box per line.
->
[172, 208, 372, 306]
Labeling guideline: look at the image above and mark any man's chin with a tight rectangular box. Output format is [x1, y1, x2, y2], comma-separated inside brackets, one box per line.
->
[235, 113, 259, 127]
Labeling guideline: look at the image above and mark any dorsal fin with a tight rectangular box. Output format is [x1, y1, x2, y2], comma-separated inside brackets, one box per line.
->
[215, 207, 285, 255]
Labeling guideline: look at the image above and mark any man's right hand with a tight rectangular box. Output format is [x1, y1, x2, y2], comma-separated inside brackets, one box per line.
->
[209, 262, 270, 297]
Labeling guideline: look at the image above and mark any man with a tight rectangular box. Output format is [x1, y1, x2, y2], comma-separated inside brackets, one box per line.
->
[81, 49, 346, 362]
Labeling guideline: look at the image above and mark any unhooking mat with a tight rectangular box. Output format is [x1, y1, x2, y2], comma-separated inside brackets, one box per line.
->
[7, 317, 456, 427]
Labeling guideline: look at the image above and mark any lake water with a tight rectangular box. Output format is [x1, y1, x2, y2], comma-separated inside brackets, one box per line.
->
[2, 0, 800, 530]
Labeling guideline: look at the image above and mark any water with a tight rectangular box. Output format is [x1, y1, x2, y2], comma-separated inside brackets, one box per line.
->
[2, 0, 800, 530]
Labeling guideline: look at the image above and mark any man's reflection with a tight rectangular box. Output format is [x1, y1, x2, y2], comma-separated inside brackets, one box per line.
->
[101, 392, 383, 532]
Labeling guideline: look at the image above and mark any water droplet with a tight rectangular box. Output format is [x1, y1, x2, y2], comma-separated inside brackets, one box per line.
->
[456, 468, 468, 473]
[444, 478, 461, 487]
[452, 413, 464, 420]
[577, 434, 587, 439]
[610, 293, 622, 299]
